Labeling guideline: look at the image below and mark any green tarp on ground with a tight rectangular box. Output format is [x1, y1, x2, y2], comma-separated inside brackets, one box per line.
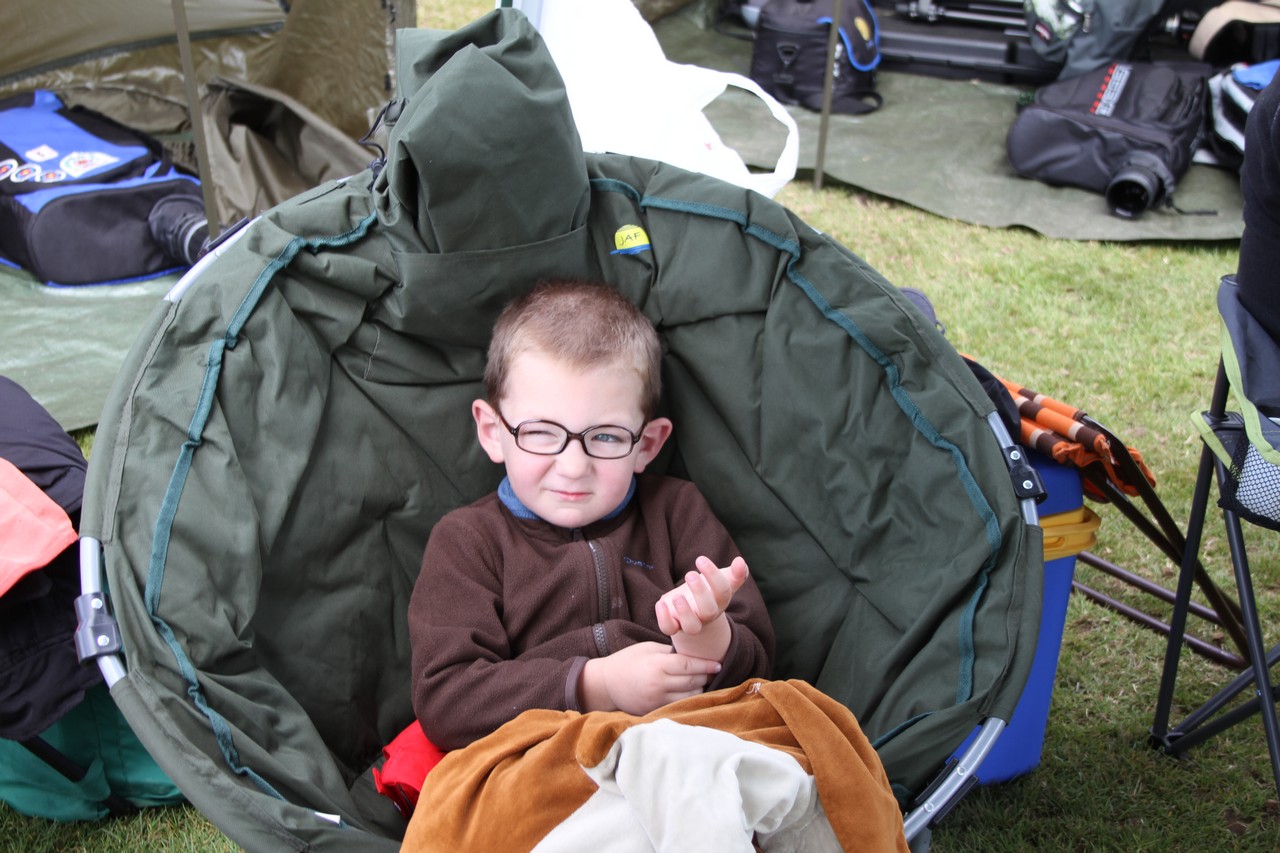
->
[0, 267, 173, 432]
[654, 12, 1245, 242]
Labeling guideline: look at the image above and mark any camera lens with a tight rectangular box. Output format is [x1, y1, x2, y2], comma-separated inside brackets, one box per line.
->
[148, 194, 209, 266]
[1105, 165, 1163, 219]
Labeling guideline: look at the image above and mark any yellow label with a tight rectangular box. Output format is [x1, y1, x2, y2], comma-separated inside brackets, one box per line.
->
[855, 17, 872, 42]
[614, 224, 650, 252]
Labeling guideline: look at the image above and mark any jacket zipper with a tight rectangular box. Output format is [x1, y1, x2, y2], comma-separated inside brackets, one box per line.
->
[588, 539, 610, 656]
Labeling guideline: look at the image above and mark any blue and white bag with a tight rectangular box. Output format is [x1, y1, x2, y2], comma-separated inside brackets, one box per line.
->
[1205, 60, 1280, 172]
[0, 90, 205, 286]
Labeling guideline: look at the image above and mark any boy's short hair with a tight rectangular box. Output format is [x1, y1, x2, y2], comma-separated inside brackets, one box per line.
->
[484, 279, 663, 420]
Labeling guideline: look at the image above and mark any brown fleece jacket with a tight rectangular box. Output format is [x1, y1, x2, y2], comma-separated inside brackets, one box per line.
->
[409, 474, 776, 750]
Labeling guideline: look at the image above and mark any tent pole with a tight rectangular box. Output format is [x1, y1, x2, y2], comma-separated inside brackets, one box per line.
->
[170, 0, 220, 240]
[814, 0, 842, 190]
[497, 0, 543, 27]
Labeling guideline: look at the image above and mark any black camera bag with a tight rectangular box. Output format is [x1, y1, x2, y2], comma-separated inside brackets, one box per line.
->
[749, 0, 882, 115]
[0, 90, 205, 286]
[1006, 61, 1210, 218]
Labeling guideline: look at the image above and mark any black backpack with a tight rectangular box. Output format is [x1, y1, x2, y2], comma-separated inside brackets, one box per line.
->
[1006, 61, 1210, 218]
[749, 0, 883, 115]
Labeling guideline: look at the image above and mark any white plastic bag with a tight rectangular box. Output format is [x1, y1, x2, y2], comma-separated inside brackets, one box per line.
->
[528, 0, 798, 198]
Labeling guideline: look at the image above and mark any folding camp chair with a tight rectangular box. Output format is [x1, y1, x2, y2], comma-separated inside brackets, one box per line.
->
[1151, 275, 1280, 800]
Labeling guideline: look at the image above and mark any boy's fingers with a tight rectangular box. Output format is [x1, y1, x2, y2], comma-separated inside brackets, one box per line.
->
[670, 594, 703, 633]
[665, 653, 719, 676]
[655, 601, 678, 635]
[686, 574, 723, 622]
[702, 567, 733, 598]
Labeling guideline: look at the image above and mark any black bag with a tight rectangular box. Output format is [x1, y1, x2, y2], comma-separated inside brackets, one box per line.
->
[1024, 0, 1172, 80]
[0, 90, 207, 286]
[750, 0, 883, 115]
[1006, 61, 1210, 218]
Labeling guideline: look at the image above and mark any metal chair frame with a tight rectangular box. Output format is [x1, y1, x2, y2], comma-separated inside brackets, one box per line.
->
[1151, 359, 1280, 799]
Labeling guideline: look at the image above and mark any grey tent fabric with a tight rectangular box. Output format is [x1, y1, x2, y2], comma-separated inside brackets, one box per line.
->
[0, 0, 402, 147]
[200, 77, 375, 228]
[0, 0, 403, 232]
[80, 10, 1041, 851]
[0, 1, 286, 83]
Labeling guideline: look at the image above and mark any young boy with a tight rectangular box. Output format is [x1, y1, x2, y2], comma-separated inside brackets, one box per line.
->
[408, 279, 775, 751]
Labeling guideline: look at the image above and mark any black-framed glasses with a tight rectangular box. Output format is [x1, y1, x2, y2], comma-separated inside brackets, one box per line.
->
[496, 410, 643, 459]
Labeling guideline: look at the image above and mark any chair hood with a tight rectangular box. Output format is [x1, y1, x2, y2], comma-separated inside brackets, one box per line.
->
[372, 13, 590, 258]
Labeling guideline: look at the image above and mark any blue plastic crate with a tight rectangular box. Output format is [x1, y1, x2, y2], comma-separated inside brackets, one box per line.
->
[953, 449, 1088, 784]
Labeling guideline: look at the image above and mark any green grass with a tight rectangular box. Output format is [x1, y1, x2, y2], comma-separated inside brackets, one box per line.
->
[5, 3, 1277, 850]
[0, 804, 236, 853]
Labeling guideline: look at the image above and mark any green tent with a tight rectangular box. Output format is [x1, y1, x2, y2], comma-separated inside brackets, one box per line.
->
[0, 0, 407, 431]
[0, 0, 406, 228]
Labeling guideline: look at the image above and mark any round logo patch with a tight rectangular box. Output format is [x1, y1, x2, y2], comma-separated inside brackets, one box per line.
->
[11, 163, 42, 183]
[611, 224, 651, 256]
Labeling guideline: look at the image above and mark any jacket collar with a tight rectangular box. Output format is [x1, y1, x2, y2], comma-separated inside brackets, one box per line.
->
[497, 475, 636, 531]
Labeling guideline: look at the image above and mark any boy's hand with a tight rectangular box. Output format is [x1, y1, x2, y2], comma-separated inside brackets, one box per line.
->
[581, 642, 721, 715]
[655, 556, 749, 639]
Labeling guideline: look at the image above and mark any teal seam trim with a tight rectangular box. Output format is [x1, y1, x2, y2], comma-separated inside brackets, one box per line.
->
[589, 177, 643, 204]
[782, 255, 1002, 707]
[890, 782, 916, 808]
[144, 212, 378, 801]
[872, 711, 930, 749]
[594, 181, 1004, 718]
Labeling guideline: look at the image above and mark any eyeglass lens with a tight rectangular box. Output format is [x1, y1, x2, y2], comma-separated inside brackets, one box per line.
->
[515, 421, 636, 458]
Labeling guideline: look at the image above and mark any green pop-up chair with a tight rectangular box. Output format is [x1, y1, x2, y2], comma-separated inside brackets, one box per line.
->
[76, 10, 1043, 851]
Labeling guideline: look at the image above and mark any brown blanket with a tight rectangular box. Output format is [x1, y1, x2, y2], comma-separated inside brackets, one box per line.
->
[402, 679, 908, 851]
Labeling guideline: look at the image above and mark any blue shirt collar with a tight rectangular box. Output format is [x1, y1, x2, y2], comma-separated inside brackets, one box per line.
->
[497, 476, 636, 526]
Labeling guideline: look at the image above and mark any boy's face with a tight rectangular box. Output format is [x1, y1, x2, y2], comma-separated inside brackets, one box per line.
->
[473, 349, 672, 529]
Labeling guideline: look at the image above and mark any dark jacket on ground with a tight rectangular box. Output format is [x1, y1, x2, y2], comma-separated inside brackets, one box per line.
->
[408, 473, 776, 750]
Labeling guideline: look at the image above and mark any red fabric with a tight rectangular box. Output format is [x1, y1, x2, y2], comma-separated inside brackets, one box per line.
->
[0, 457, 78, 597]
[373, 722, 448, 818]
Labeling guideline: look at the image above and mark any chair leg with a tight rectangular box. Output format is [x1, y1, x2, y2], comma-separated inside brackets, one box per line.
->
[1161, 467, 1280, 757]
[1151, 439, 1280, 800]
[1222, 500, 1280, 798]
[1152, 441, 1216, 744]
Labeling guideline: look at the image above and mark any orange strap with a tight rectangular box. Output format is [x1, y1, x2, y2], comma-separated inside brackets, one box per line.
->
[975, 366, 1156, 500]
